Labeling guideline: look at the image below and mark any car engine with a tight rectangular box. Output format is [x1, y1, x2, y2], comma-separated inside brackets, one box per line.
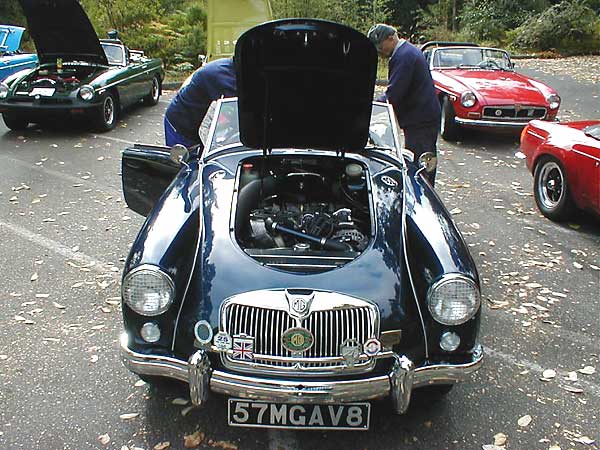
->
[236, 156, 371, 255]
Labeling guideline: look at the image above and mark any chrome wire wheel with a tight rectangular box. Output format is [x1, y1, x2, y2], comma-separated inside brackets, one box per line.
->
[537, 161, 564, 210]
[103, 95, 115, 126]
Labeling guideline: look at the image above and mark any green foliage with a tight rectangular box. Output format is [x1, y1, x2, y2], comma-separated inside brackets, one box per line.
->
[0, 0, 25, 26]
[459, 0, 546, 41]
[270, 0, 389, 33]
[80, 0, 207, 68]
[508, 0, 600, 52]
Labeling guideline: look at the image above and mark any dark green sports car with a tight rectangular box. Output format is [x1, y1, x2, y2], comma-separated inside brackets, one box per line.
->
[0, 0, 164, 132]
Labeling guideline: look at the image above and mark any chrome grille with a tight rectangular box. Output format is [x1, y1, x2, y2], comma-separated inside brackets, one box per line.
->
[482, 106, 546, 120]
[220, 291, 379, 376]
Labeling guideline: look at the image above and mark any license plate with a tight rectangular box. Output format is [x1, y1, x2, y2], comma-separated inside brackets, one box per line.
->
[29, 88, 55, 97]
[227, 399, 370, 430]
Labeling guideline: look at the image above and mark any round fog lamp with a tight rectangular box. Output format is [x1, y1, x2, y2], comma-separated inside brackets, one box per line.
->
[440, 331, 460, 352]
[141, 322, 161, 343]
[194, 320, 213, 344]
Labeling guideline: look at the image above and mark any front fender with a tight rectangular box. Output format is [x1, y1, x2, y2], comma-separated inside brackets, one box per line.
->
[404, 165, 480, 359]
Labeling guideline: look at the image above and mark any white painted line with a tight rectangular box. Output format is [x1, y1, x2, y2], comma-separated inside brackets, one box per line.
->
[91, 134, 137, 146]
[0, 219, 119, 277]
[484, 345, 600, 399]
[268, 429, 299, 450]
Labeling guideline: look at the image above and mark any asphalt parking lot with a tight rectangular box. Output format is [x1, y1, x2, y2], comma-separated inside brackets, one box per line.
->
[0, 65, 598, 450]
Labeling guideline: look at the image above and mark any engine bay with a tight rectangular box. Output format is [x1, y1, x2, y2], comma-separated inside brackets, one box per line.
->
[235, 156, 372, 264]
[16, 65, 101, 94]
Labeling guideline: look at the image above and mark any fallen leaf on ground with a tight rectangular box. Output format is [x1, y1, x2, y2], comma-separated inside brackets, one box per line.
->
[579, 366, 596, 375]
[542, 369, 556, 380]
[518, 415, 532, 427]
[52, 302, 66, 309]
[172, 398, 189, 406]
[482, 446, 504, 450]
[134, 379, 146, 387]
[493, 433, 507, 446]
[98, 434, 110, 445]
[184, 431, 205, 448]
[119, 412, 139, 420]
[560, 385, 584, 394]
[573, 436, 595, 445]
[210, 441, 238, 450]
[154, 442, 171, 450]
[30, 272, 38, 282]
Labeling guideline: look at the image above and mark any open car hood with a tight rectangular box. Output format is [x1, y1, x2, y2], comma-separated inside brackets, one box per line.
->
[18, 0, 108, 66]
[0, 25, 25, 53]
[235, 19, 377, 153]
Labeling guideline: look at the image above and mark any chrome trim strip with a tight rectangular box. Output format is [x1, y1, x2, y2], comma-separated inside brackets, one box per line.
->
[96, 66, 157, 93]
[573, 148, 600, 163]
[455, 117, 530, 128]
[120, 334, 484, 406]
[249, 254, 355, 261]
[526, 129, 546, 140]
[2, 60, 36, 70]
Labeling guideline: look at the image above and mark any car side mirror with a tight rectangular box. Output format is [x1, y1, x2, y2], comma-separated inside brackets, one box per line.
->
[170, 144, 188, 165]
[418, 152, 437, 173]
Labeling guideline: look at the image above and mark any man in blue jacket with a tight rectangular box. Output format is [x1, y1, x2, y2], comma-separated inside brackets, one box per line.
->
[164, 58, 237, 147]
[367, 24, 440, 183]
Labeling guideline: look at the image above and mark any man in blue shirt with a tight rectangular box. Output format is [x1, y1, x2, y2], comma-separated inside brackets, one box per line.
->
[367, 24, 440, 183]
[164, 58, 237, 147]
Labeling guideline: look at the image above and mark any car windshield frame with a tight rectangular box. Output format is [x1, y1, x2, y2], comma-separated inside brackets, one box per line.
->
[0, 29, 9, 53]
[432, 47, 513, 71]
[584, 124, 600, 141]
[101, 42, 126, 66]
[200, 98, 403, 159]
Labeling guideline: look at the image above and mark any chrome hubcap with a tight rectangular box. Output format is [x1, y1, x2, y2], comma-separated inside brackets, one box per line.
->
[104, 97, 114, 125]
[538, 161, 564, 209]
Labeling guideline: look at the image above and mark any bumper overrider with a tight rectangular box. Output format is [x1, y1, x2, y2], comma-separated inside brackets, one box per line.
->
[120, 333, 483, 414]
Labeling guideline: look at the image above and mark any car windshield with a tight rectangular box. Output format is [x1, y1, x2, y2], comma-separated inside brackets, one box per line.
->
[433, 48, 512, 70]
[102, 43, 125, 65]
[584, 124, 600, 141]
[200, 100, 398, 153]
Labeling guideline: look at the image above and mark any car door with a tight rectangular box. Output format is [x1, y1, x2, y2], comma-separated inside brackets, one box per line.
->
[572, 136, 600, 213]
[122, 144, 183, 216]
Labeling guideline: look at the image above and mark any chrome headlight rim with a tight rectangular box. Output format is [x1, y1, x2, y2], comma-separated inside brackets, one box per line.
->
[546, 94, 560, 110]
[460, 91, 477, 108]
[78, 84, 95, 101]
[427, 273, 481, 326]
[0, 82, 9, 99]
[122, 264, 175, 317]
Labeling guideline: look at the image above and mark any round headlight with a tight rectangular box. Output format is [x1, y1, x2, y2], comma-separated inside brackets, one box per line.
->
[0, 83, 9, 99]
[460, 91, 477, 108]
[79, 85, 95, 101]
[428, 275, 481, 325]
[547, 94, 560, 110]
[122, 265, 174, 316]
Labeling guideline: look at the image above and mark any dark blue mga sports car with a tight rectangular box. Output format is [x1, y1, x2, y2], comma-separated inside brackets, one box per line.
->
[119, 19, 483, 431]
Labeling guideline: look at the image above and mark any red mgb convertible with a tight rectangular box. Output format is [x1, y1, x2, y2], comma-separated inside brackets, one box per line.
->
[521, 120, 600, 221]
[422, 42, 561, 141]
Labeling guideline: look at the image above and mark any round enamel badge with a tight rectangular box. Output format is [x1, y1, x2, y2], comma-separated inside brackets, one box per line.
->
[282, 327, 314, 353]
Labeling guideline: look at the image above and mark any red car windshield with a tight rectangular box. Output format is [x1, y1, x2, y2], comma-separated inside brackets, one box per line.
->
[584, 124, 600, 141]
[433, 48, 512, 70]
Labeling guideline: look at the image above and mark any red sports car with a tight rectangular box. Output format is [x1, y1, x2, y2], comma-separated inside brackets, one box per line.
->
[422, 42, 561, 141]
[520, 120, 600, 221]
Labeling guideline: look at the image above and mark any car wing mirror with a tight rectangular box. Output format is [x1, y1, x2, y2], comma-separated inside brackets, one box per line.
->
[170, 144, 188, 165]
[418, 152, 437, 174]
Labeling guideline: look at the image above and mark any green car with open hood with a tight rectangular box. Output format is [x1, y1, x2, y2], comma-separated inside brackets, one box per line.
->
[0, 0, 164, 131]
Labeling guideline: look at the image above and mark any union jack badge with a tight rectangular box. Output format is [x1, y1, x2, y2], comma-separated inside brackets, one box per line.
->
[231, 334, 254, 361]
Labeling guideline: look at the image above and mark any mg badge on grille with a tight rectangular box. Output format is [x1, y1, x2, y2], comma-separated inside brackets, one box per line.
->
[340, 338, 362, 367]
[282, 327, 314, 353]
[285, 290, 314, 319]
[232, 334, 254, 361]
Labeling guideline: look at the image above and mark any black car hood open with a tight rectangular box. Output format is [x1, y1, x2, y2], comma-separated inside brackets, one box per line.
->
[18, 0, 108, 66]
[235, 19, 377, 153]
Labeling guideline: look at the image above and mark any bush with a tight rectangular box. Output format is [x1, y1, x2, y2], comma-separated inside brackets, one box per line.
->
[459, 0, 546, 41]
[508, 0, 600, 53]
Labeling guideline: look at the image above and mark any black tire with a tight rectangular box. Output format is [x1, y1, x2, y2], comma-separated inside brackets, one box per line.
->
[2, 113, 29, 131]
[94, 92, 118, 132]
[143, 76, 161, 106]
[533, 156, 573, 221]
[440, 97, 461, 141]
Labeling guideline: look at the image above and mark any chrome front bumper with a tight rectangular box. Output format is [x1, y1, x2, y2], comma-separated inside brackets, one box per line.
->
[120, 333, 483, 414]
[455, 117, 532, 128]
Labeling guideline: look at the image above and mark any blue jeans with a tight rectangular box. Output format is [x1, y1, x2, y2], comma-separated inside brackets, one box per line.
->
[164, 116, 198, 147]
